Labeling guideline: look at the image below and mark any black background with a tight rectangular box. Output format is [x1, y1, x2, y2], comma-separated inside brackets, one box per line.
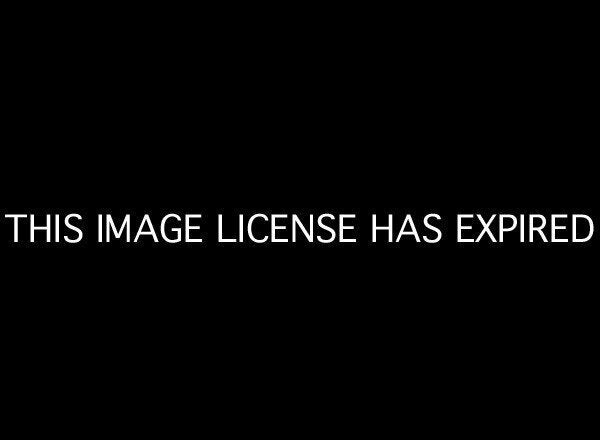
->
[1, 6, 597, 434]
